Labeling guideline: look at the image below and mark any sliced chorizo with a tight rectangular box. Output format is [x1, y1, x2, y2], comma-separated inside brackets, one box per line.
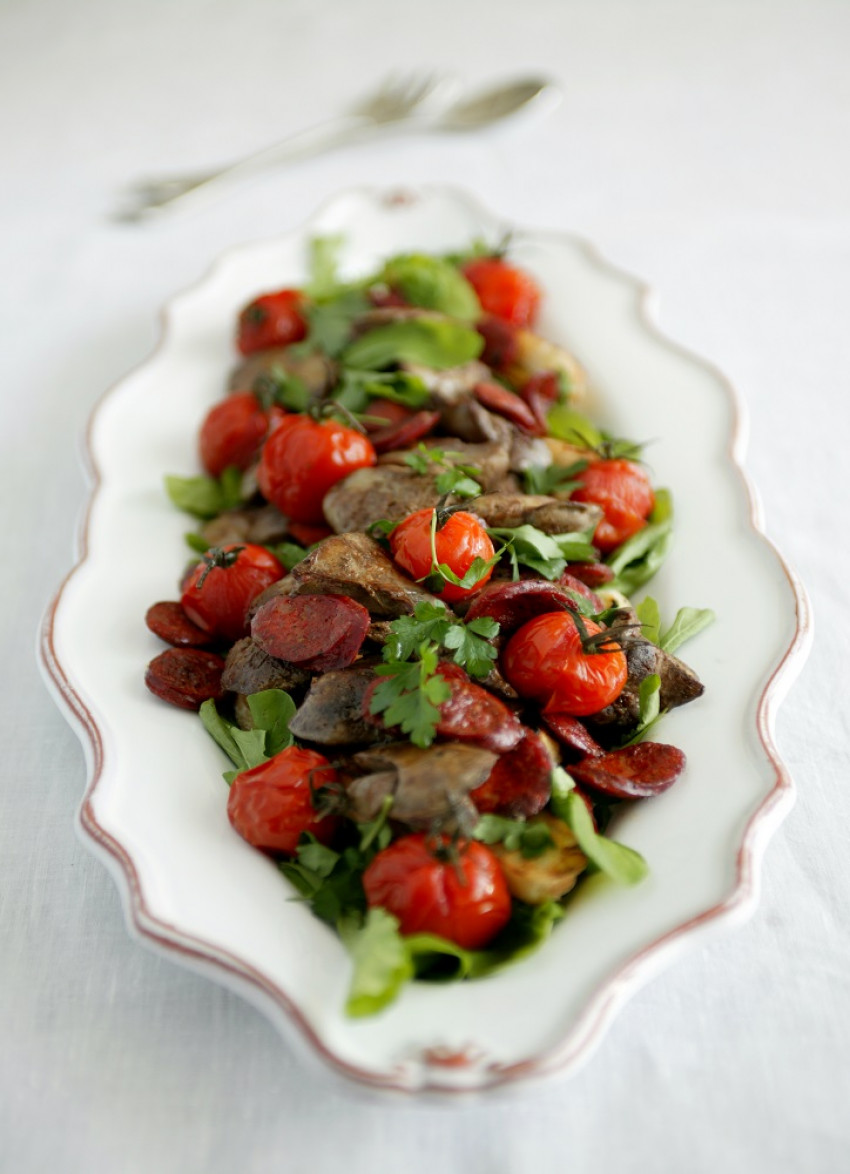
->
[145, 601, 215, 648]
[145, 648, 226, 710]
[476, 316, 520, 370]
[542, 713, 604, 761]
[434, 671, 524, 754]
[251, 594, 370, 673]
[565, 561, 614, 588]
[558, 571, 604, 611]
[473, 381, 542, 435]
[470, 731, 552, 819]
[370, 410, 441, 454]
[287, 520, 333, 547]
[465, 579, 578, 635]
[567, 741, 686, 799]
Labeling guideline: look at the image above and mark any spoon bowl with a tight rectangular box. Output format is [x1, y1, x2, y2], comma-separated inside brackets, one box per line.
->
[438, 77, 561, 132]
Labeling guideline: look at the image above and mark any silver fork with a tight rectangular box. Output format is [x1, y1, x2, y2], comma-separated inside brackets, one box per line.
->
[120, 72, 450, 220]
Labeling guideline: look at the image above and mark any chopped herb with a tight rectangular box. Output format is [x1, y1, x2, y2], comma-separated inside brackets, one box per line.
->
[382, 601, 499, 680]
[369, 642, 452, 747]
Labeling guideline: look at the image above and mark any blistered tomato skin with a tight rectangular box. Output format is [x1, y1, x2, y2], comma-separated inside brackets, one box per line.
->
[389, 509, 495, 603]
[236, 289, 308, 356]
[362, 834, 511, 950]
[199, 392, 271, 477]
[571, 459, 655, 553]
[462, 257, 542, 328]
[501, 612, 628, 717]
[180, 543, 284, 643]
[227, 747, 340, 856]
[257, 415, 377, 524]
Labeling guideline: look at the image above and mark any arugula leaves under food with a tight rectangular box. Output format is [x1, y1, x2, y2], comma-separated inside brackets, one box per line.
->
[199, 690, 296, 782]
[635, 595, 715, 654]
[549, 768, 648, 885]
[378, 253, 481, 321]
[341, 317, 484, 371]
[473, 815, 556, 859]
[165, 467, 245, 520]
[606, 489, 674, 594]
[522, 459, 589, 497]
[487, 523, 598, 581]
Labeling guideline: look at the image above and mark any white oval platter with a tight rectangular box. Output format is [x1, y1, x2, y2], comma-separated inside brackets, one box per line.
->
[39, 186, 811, 1094]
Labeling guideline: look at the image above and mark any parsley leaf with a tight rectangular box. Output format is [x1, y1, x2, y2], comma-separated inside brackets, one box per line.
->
[369, 643, 452, 747]
[382, 602, 499, 681]
[440, 616, 499, 679]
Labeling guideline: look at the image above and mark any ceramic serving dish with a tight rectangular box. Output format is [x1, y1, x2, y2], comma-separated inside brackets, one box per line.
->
[40, 186, 810, 1093]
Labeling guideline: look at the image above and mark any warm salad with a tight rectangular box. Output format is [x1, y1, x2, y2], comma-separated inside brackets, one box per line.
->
[144, 238, 713, 1015]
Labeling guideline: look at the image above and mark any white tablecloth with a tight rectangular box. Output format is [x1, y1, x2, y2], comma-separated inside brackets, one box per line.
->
[4, 1, 848, 1169]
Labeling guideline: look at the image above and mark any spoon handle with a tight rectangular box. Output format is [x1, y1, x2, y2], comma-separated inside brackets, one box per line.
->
[120, 115, 391, 220]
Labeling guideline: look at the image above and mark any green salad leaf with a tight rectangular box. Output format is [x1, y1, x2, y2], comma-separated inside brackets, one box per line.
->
[606, 489, 674, 594]
[165, 466, 244, 520]
[341, 317, 484, 371]
[199, 689, 296, 781]
[379, 253, 481, 321]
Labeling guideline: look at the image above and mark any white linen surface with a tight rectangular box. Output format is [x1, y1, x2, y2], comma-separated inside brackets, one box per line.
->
[2, 0, 848, 1170]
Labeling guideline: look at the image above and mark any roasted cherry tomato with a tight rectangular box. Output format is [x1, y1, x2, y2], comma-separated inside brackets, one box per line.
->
[180, 543, 284, 642]
[571, 458, 655, 553]
[199, 392, 273, 477]
[257, 414, 376, 524]
[227, 747, 340, 856]
[389, 508, 495, 604]
[236, 289, 308, 356]
[362, 834, 511, 950]
[501, 612, 628, 717]
[462, 257, 541, 328]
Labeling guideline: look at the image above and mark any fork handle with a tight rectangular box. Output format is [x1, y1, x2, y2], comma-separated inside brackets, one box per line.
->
[124, 114, 387, 219]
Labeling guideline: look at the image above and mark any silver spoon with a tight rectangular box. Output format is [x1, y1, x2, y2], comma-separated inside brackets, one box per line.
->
[119, 76, 560, 221]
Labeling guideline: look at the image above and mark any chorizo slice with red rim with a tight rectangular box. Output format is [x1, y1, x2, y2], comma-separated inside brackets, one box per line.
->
[470, 731, 553, 819]
[565, 561, 615, 589]
[558, 571, 604, 612]
[434, 670, 524, 755]
[465, 579, 578, 635]
[473, 380, 543, 435]
[370, 410, 441, 454]
[251, 594, 370, 673]
[145, 648, 226, 710]
[145, 601, 215, 648]
[567, 741, 686, 799]
[542, 713, 604, 761]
